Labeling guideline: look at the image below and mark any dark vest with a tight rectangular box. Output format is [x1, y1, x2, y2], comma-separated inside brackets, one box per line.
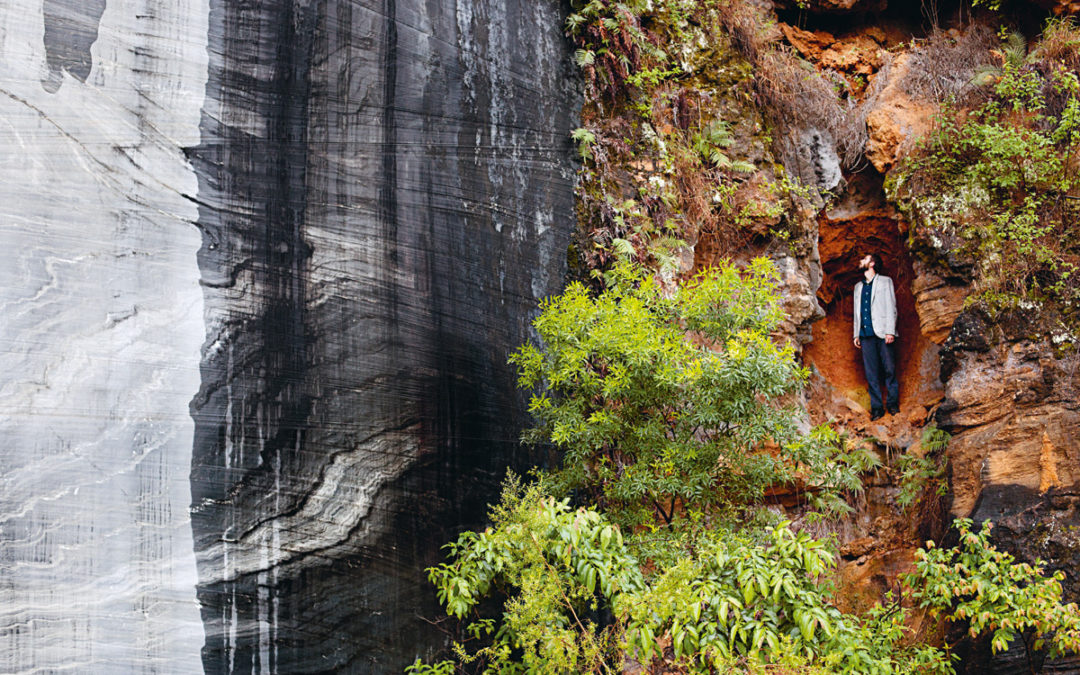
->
[860, 278, 876, 337]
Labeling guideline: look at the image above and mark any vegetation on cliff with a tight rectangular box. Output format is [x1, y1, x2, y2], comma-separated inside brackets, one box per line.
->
[564, 0, 814, 277]
[412, 261, 1080, 674]
[416, 480, 946, 674]
[888, 20, 1080, 328]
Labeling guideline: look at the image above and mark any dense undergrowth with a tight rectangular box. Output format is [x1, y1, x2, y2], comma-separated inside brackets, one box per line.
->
[889, 20, 1080, 330]
[565, 0, 815, 277]
[409, 2, 1080, 673]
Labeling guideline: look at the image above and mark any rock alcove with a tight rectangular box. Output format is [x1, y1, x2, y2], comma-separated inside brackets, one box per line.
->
[803, 174, 943, 439]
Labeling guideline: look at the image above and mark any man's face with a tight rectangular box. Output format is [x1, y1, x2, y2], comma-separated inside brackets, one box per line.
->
[859, 255, 874, 271]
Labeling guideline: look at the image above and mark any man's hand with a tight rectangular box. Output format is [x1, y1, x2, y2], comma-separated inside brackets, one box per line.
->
[854, 337, 861, 348]
[885, 334, 894, 344]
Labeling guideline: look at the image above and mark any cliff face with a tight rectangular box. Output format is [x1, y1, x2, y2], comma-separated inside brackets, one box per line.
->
[731, 3, 1080, 671]
[561, 10, 1080, 670]
[189, 1, 580, 670]
[556, 0, 1074, 670]
[0, 1, 578, 672]
[3, 0, 1079, 672]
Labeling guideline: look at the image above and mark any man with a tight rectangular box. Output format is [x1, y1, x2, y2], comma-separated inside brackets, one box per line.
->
[853, 253, 899, 420]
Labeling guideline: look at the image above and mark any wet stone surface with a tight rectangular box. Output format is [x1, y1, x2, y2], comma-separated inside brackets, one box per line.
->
[0, 1, 579, 672]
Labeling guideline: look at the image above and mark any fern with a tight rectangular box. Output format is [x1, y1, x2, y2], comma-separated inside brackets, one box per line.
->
[611, 237, 637, 260]
[1003, 30, 1028, 68]
[571, 127, 597, 160]
[573, 48, 595, 68]
[971, 31, 1028, 87]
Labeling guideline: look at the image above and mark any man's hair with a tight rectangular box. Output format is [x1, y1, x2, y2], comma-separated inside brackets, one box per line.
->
[866, 252, 884, 271]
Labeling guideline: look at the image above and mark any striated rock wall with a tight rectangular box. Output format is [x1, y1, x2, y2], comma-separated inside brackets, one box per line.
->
[0, 0, 579, 672]
[0, 1, 210, 671]
[935, 314, 1080, 669]
[936, 306, 1080, 568]
[188, 1, 579, 671]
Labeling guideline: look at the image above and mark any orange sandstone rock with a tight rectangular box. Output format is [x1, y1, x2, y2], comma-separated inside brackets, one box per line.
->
[940, 331, 1080, 516]
[865, 54, 936, 173]
[910, 263, 968, 345]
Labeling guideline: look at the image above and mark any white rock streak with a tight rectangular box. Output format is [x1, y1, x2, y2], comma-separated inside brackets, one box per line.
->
[0, 0, 209, 672]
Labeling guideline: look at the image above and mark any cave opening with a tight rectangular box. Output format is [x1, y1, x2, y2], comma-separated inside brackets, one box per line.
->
[774, 0, 1055, 55]
[803, 174, 942, 427]
[774, 0, 969, 38]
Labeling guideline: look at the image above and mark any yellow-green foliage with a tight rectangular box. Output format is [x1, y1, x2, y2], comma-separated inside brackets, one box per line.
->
[888, 19, 1080, 314]
[424, 479, 643, 673]
[625, 525, 841, 666]
[909, 518, 1080, 657]
[623, 523, 958, 674]
[415, 482, 957, 674]
[415, 491, 1080, 674]
[511, 260, 868, 531]
[411, 268, 1080, 675]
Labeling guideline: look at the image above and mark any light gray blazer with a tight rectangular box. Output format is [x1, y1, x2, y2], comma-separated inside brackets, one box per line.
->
[853, 275, 897, 339]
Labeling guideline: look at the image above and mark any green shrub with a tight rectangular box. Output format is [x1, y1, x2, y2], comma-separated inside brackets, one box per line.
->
[908, 518, 1080, 656]
[416, 482, 961, 674]
[620, 523, 923, 672]
[888, 20, 1080, 313]
[426, 478, 642, 673]
[418, 496, 1080, 674]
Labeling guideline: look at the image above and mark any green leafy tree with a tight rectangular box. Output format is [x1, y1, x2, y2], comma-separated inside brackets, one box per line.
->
[625, 524, 888, 671]
[424, 478, 644, 674]
[510, 260, 853, 531]
[908, 518, 1080, 657]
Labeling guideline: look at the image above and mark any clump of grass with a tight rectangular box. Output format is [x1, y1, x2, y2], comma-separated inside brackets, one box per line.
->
[900, 25, 998, 105]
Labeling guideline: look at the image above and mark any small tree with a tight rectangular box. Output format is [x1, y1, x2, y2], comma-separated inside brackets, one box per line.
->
[908, 518, 1080, 658]
[510, 259, 858, 531]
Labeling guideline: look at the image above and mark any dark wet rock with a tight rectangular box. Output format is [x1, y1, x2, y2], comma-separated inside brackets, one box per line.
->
[940, 308, 993, 382]
[41, 0, 106, 92]
[947, 486, 1080, 674]
[0, 0, 579, 672]
[188, 0, 580, 671]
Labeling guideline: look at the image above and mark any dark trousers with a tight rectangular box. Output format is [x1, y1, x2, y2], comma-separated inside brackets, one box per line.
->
[861, 335, 898, 412]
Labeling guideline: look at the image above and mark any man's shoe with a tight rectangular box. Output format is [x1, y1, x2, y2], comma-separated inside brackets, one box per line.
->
[887, 403, 900, 415]
[870, 408, 885, 420]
